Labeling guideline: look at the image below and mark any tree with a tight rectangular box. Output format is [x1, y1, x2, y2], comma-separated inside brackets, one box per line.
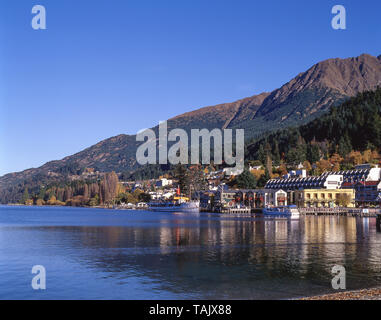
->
[235, 169, 257, 189]
[100, 172, 119, 204]
[257, 144, 266, 165]
[347, 151, 363, 166]
[188, 165, 207, 194]
[21, 188, 30, 204]
[266, 155, 273, 176]
[371, 150, 380, 164]
[338, 134, 352, 157]
[315, 159, 331, 174]
[330, 153, 343, 171]
[307, 144, 320, 164]
[257, 169, 271, 188]
[273, 141, 281, 166]
[47, 195, 57, 205]
[336, 193, 352, 207]
[302, 160, 312, 172]
[138, 192, 151, 203]
[174, 164, 189, 195]
[35, 199, 45, 206]
[362, 149, 372, 163]
[89, 194, 100, 207]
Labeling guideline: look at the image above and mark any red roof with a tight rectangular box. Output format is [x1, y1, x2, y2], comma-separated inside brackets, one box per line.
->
[356, 181, 380, 186]
[342, 182, 355, 187]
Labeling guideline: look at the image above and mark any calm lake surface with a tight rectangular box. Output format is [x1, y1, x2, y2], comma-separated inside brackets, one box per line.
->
[0, 205, 380, 300]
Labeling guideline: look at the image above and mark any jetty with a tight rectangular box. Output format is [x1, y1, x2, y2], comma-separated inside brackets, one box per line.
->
[300, 207, 381, 217]
[220, 207, 252, 214]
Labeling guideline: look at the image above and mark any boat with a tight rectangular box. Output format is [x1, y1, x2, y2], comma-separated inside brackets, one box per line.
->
[262, 205, 300, 219]
[148, 196, 200, 213]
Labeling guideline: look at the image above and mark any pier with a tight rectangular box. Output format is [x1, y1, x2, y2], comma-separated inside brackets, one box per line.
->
[300, 207, 381, 217]
[220, 207, 252, 214]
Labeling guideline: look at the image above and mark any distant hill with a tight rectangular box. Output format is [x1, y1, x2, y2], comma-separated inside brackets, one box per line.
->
[1, 53, 381, 203]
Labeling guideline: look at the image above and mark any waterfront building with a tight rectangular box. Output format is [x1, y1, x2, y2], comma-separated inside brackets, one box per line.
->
[265, 174, 343, 190]
[294, 188, 356, 208]
[320, 165, 381, 183]
[258, 189, 287, 207]
[342, 181, 381, 207]
[214, 188, 287, 209]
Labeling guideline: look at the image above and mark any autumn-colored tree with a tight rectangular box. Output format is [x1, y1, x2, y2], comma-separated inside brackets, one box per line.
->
[266, 155, 273, 175]
[63, 186, 73, 202]
[89, 194, 100, 207]
[89, 183, 100, 198]
[83, 184, 89, 200]
[56, 187, 65, 202]
[302, 160, 312, 172]
[371, 150, 380, 163]
[116, 183, 126, 196]
[66, 195, 87, 207]
[47, 195, 57, 205]
[329, 153, 343, 171]
[362, 149, 372, 163]
[315, 159, 332, 174]
[347, 151, 363, 166]
[35, 199, 45, 206]
[100, 171, 119, 204]
[336, 193, 352, 207]
[251, 169, 265, 180]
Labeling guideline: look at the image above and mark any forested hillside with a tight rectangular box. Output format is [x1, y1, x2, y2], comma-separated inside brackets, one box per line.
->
[247, 88, 381, 167]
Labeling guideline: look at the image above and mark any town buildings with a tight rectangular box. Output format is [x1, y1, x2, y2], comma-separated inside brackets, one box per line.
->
[342, 181, 381, 207]
[294, 189, 355, 208]
[265, 165, 381, 208]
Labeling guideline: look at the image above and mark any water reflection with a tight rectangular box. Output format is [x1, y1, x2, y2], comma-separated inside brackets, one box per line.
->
[0, 207, 381, 299]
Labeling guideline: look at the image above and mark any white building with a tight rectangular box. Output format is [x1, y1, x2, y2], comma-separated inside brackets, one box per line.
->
[156, 178, 173, 187]
[283, 169, 307, 179]
[258, 189, 288, 207]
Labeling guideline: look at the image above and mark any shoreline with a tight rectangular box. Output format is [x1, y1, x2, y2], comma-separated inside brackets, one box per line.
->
[301, 287, 381, 300]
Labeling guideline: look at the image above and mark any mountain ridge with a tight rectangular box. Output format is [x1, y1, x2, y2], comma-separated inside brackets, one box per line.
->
[1, 53, 381, 203]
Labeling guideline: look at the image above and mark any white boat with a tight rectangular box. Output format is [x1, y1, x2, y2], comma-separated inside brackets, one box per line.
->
[262, 205, 300, 219]
[148, 197, 200, 213]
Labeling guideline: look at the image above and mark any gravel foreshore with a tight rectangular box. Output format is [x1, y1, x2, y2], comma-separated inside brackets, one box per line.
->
[301, 288, 381, 300]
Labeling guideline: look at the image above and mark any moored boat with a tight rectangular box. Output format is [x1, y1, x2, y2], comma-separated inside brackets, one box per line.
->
[148, 196, 200, 213]
[262, 205, 300, 219]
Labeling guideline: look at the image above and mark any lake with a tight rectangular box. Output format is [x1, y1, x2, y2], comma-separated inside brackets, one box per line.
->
[0, 205, 380, 300]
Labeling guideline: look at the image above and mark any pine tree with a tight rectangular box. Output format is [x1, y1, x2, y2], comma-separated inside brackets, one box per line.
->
[174, 164, 189, 195]
[236, 169, 257, 189]
[21, 188, 30, 204]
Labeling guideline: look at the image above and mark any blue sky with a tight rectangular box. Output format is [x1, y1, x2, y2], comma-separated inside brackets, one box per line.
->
[0, 0, 380, 176]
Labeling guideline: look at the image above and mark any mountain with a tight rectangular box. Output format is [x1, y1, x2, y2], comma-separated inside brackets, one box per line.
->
[235, 53, 381, 137]
[246, 88, 381, 166]
[1, 53, 381, 203]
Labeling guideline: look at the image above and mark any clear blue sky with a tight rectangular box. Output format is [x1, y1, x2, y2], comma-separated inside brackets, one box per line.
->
[1, 0, 380, 176]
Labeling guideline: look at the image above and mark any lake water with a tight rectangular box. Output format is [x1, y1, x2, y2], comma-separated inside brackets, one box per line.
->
[0, 205, 380, 300]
